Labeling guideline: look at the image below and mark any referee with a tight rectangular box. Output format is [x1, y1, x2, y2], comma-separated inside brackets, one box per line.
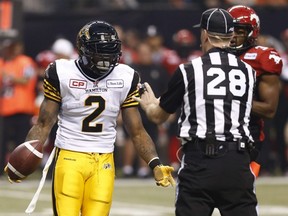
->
[134, 8, 258, 216]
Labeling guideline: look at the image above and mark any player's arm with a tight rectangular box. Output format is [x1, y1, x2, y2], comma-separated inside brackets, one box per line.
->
[26, 98, 59, 145]
[26, 61, 61, 144]
[122, 70, 163, 162]
[122, 107, 158, 163]
[4, 62, 60, 183]
[122, 70, 175, 187]
[252, 48, 283, 119]
[252, 74, 280, 119]
[122, 107, 175, 187]
[4, 100, 59, 183]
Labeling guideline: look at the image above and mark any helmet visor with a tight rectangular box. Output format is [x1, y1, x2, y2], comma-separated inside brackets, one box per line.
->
[86, 41, 121, 54]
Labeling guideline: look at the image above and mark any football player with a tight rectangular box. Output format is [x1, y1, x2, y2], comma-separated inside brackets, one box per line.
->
[5, 21, 175, 215]
[228, 5, 283, 177]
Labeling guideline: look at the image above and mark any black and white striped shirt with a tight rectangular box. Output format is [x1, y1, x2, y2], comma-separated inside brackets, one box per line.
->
[160, 48, 256, 142]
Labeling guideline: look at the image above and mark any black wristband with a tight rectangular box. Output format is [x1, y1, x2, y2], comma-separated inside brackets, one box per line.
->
[148, 158, 161, 170]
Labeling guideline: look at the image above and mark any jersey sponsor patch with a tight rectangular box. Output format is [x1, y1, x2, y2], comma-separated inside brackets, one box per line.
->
[69, 79, 87, 89]
[243, 53, 257, 60]
[106, 79, 124, 88]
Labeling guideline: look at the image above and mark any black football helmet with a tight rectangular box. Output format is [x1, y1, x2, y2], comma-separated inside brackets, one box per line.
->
[77, 20, 122, 76]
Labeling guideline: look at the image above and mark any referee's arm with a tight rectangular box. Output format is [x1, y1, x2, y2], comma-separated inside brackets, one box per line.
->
[133, 68, 185, 125]
[133, 82, 170, 124]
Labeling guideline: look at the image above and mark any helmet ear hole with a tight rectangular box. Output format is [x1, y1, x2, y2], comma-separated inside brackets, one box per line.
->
[76, 20, 121, 76]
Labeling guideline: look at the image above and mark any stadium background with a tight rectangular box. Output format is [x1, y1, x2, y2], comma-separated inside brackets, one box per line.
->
[0, 0, 288, 215]
[1, 1, 287, 58]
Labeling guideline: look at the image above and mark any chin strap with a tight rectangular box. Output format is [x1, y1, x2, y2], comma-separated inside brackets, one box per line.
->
[79, 55, 118, 81]
[227, 43, 253, 56]
[80, 55, 89, 66]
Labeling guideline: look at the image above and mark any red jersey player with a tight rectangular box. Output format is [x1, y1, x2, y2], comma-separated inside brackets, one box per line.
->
[228, 5, 283, 177]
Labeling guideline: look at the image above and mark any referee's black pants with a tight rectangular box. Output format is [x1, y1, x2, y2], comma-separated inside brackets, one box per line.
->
[175, 145, 258, 216]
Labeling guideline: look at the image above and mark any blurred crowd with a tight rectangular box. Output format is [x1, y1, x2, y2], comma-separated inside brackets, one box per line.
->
[22, 0, 288, 12]
[0, 22, 288, 178]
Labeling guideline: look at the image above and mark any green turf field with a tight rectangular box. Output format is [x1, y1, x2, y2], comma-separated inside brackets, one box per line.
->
[0, 175, 287, 216]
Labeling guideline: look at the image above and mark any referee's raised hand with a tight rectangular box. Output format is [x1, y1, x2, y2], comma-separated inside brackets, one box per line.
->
[133, 82, 159, 112]
[132, 82, 169, 124]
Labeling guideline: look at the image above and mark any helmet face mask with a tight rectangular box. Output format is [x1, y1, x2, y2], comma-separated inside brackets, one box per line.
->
[228, 5, 260, 54]
[77, 21, 122, 76]
[230, 26, 251, 52]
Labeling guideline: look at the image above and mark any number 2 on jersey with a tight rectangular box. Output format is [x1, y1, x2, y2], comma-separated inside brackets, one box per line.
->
[206, 68, 246, 98]
[82, 95, 105, 132]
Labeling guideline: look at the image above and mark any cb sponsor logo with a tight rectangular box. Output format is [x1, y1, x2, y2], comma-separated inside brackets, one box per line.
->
[69, 79, 87, 89]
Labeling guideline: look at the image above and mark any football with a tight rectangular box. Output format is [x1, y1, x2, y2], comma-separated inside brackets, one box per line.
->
[6, 140, 44, 182]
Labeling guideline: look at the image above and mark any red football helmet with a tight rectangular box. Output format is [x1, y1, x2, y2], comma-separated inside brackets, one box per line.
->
[228, 5, 260, 48]
[173, 29, 196, 46]
[35, 50, 56, 69]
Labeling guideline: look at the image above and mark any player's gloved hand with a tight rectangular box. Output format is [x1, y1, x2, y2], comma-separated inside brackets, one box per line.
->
[153, 165, 176, 187]
[4, 165, 22, 184]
